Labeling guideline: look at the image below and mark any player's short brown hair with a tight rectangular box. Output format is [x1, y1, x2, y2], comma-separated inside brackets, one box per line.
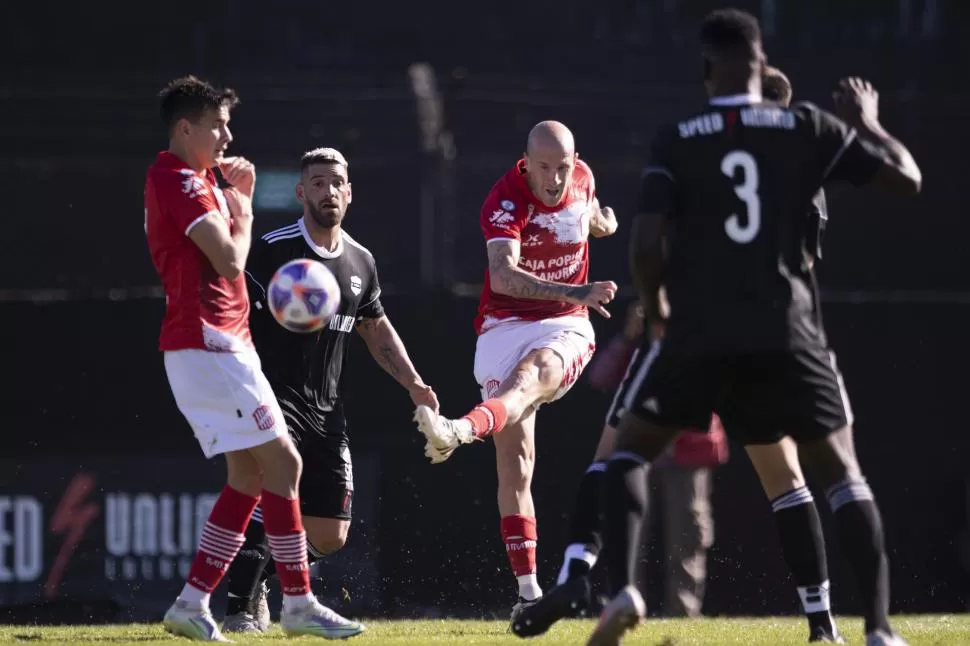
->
[301, 147, 349, 171]
[700, 9, 762, 61]
[762, 66, 793, 105]
[159, 76, 238, 131]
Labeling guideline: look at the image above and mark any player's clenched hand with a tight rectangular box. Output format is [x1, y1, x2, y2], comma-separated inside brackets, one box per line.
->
[223, 187, 253, 222]
[219, 156, 256, 199]
[833, 77, 879, 125]
[570, 281, 618, 318]
[408, 383, 439, 414]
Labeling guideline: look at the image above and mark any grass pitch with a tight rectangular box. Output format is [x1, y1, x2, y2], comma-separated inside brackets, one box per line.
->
[0, 616, 968, 645]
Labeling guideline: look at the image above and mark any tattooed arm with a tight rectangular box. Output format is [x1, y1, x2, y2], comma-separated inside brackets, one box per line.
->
[487, 239, 592, 303]
[356, 315, 439, 410]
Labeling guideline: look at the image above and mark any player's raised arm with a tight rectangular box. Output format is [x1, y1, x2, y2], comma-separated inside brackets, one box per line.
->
[813, 77, 921, 196]
[589, 198, 618, 238]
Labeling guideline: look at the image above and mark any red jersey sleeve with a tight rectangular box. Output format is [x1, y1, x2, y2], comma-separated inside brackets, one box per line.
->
[154, 167, 222, 236]
[480, 181, 528, 242]
[576, 159, 596, 203]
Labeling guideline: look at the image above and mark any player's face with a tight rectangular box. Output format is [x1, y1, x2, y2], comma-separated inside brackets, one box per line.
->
[184, 104, 232, 169]
[299, 163, 352, 230]
[524, 150, 577, 207]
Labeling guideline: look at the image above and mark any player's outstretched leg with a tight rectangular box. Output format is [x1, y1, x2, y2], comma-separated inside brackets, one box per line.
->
[415, 347, 563, 463]
[746, 439, 844, 643]
[799, 426, 907, 646]
[588, 413, 679, 646]
[223, 505, 272, 634]
[512, 425, 615, 638]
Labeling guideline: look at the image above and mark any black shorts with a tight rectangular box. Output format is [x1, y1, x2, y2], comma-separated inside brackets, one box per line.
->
[281, 403, 354, 520]
[606, 340, 852, 445]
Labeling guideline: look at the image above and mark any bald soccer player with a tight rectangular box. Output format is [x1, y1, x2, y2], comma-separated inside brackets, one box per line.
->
[414, 121, 619, 624]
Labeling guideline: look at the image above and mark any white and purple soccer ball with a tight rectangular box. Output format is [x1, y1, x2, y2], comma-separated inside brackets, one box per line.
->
[267, 258, 341, 333]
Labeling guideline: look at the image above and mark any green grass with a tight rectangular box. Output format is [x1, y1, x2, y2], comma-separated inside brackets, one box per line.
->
[0, 616, 968, 645]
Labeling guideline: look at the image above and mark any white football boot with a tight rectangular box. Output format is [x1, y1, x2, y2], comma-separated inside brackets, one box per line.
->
[413, 405, 478, 463]
[280, 598, 365, 639]
[163, 600, 230, 642]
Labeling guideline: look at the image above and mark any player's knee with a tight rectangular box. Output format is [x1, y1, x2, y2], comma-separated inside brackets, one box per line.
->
[530, 348, 565, 392]
[308, 531, 348, 556]
[798, 426, 862, 489]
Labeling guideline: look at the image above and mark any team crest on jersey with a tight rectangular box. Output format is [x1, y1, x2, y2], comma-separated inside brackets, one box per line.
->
[484, 379, 501, 398]
[252, 404, 276, 431]
[500, 200, 515, 211]
[349, 275, 362, 295]
[178, 169, 208, 199]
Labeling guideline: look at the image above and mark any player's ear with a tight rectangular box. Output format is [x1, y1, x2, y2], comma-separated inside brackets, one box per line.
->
[176, 118, 193, 140]
[345, 182, 352, 205]
[295, 181, 306, 204]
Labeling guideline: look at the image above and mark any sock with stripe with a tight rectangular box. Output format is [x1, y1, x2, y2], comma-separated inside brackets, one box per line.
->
[225, 504, 270, 617]
[827, 478, 892, 635]
[179, 485, 259, 609]
[261, 490, 314, 610]
[557, 461, 606, 584]
[501, 514, 541, 600]
[462, 398, 509, 438]
[771, 487, 836, 631]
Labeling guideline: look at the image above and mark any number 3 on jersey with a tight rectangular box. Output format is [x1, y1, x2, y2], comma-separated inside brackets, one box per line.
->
[721, 150, 760, 244]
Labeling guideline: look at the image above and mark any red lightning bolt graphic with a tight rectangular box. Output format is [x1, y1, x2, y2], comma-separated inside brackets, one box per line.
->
[43, 472, 100, 599]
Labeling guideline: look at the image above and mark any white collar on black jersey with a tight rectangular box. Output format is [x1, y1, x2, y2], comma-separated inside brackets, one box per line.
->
[709, 93, 762, 106]
[299, 217, 344, 259]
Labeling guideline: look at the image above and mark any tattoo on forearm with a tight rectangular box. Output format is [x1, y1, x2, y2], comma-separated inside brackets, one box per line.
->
[488, 245, 585, 302]
[376, 343, 402, 378]
[359, 317, 419, 386]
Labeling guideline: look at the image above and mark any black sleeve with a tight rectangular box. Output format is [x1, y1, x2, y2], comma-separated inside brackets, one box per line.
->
[797, 102, 885, 187]
[637, 127, 678, 216]
[357, 258, 385, 320]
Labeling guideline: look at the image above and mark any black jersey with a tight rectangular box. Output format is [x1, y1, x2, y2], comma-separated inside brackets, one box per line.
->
[637, 97, 884, 353]
[245, 219, 383, 434]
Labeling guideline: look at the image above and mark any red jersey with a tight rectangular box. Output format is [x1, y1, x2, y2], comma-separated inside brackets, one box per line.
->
[475, 158, 596, 334]
[145, 151, 252, 352]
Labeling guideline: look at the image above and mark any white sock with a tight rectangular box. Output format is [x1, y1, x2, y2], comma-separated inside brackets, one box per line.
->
[178, 583, 211, 609]
[517, 573, 542, 601]
[556, 543, 599, 585]
[282, 592, 316, 612]
[798, 580, 832, 614]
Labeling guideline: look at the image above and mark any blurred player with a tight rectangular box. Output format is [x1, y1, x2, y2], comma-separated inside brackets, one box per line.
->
[414, 121, 618, 621]
[589, 9, 920, 646]
[145, 76, 352, 641]
[221, 147, 437, 636]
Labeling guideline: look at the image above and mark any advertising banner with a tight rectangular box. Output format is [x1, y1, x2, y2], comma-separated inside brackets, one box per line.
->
[0, 454, 380, 622]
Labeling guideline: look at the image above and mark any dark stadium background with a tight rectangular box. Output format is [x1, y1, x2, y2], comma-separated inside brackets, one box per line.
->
[2, 0, 968, 623]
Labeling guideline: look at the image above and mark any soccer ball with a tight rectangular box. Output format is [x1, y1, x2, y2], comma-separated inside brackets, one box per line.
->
[266, 258, 341, 333]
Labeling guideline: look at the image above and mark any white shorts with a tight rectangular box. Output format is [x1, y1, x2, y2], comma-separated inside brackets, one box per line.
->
[473, 315, 596, 404]
[164, 349, 287, 458]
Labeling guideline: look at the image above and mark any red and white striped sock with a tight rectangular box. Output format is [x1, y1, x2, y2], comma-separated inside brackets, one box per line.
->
[261, 490, 314, 609]
[179, 485, 259, 608]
